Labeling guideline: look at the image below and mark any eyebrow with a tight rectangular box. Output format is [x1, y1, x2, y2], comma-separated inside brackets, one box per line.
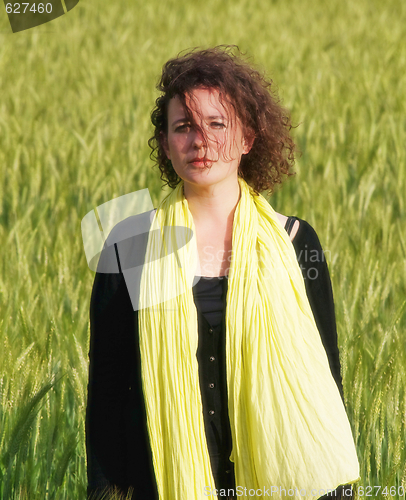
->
[170, 115, 227, 127]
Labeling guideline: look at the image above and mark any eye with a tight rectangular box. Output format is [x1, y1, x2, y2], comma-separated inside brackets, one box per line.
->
[174, 123, 191, 132]
[210, 122, 226, 129]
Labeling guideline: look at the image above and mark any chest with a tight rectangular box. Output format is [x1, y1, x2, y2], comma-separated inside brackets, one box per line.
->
[194, 226, 232, 277]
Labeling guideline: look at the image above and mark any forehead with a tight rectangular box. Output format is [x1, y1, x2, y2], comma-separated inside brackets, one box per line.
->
[167, 87, 232, 120]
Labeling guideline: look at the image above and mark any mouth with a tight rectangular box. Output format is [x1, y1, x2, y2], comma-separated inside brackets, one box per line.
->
[189, 158, 213, 167]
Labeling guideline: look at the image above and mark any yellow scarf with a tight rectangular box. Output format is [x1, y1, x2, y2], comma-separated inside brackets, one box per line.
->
[138, 177, 359, 499]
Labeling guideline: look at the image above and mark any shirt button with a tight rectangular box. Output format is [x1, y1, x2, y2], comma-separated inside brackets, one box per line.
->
[208, 328, 213, 333]
[209, 383, 215, 389]
[209, 356, 215, 362]
[209, 410, 215, 415]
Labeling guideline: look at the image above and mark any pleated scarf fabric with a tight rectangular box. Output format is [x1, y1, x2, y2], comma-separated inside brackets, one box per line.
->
[138, 177, 359, 499]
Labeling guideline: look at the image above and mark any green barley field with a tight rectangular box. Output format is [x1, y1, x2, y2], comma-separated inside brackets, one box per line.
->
[0, 0, 405, 498]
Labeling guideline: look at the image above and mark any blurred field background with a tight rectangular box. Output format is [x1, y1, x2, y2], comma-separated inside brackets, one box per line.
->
[0, 0, 405, 498]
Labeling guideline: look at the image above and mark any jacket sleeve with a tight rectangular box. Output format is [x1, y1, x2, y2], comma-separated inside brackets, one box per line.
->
[292, 219, 344, 400]
[86, 238, 159, 499]
[86, 248, 136, 497]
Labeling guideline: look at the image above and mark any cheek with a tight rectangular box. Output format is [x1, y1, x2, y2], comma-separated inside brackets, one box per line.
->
[161, 134, 170, 159]
[167, 134, 185, 155]
[221, 133, 244, 159]
[209, 132, 227, 153]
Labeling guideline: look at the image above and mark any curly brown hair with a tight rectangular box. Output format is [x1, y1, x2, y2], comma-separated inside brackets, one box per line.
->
[148, 45, 296, 195]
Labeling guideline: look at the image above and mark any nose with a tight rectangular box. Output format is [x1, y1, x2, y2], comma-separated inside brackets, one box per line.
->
[191, 127, 205, 148]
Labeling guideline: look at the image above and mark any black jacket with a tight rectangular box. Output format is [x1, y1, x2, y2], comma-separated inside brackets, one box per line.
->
[86, 216, 342, 499]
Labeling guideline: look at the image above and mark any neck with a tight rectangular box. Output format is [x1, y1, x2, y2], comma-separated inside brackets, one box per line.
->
[183, 177, 241, 228]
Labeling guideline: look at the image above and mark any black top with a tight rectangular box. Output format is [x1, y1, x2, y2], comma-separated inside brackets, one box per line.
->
[193, 275, 234, 489]
[86, 216, 343, 500]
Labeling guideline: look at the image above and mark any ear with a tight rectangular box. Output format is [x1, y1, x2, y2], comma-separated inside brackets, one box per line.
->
[160, 131, 171, 160]
[242, 130, 255, 155]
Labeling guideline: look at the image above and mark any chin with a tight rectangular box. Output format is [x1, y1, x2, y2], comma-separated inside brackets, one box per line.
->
[186, 175, 224, 186]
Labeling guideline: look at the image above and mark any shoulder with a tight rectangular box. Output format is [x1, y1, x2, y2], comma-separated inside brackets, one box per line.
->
[287, 217, 328, 271]
[275, 212, 299, 242]
[94, 210, 156, 274]
[104, 210, 156, 247]
[290, 218, 323, 250]
[276, 212, 325, 253]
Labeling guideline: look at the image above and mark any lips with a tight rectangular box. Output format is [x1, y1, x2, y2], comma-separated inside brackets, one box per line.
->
[189, 157, 213, 167]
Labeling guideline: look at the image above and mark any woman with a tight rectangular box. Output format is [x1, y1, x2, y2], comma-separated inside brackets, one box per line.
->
[86, 46, 359, 500]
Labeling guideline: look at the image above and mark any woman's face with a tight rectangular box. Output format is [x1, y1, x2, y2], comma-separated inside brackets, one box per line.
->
[162, 87, 251, 191]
